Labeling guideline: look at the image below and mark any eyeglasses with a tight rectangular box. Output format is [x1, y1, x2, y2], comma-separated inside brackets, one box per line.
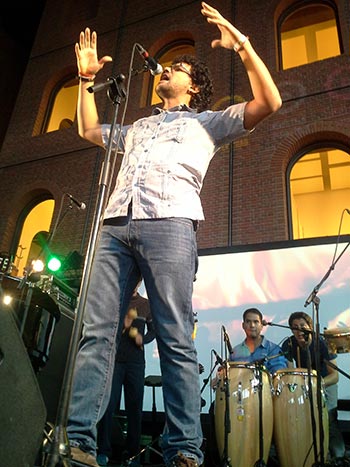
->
[170, 63, 193, 79]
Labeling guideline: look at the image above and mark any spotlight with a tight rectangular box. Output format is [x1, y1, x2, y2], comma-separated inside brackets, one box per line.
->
[47, 256, 62, 272]
[32, 259, 45, 273]
[3, 294, 13, 306]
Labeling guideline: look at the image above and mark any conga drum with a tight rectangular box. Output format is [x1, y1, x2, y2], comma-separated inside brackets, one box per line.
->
[214, 362, 273, 467]
[272, 368, 329, 467]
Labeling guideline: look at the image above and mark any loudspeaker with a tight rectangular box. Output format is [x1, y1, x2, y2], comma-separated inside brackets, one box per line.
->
[0, 301, 47, 467]
[36, 307, 75, 423]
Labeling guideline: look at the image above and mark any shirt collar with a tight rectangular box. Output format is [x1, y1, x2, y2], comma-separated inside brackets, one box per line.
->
[152, 104, 196, 114]
[259, 335, 266, 347]
[243, 335, 266, 348]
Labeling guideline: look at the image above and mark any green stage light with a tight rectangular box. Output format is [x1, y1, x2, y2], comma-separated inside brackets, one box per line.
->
[47, 256, 62, 272]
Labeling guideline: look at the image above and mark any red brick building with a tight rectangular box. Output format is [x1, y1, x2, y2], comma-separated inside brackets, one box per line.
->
[0, 0, 349, 267]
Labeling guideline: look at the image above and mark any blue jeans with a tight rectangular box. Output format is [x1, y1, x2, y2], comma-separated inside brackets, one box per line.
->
[67, 216, 203, 465]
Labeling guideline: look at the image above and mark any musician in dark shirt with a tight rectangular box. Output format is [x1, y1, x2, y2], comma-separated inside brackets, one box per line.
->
[282, 311, 347, 463]
[97, 282, 155, 466]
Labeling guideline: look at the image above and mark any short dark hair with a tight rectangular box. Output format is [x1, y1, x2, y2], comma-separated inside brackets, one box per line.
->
[243, 307, 263, 323]
[288, 311, 313, 328]
[172, 54, 213, 112]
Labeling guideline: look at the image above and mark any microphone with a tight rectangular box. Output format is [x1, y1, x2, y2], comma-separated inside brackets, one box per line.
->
[304, 286, 319, 307]
[262, 319, 270, 326]
[136, 44, 163, 76]
[346, 209, 350, 215]
[222, 325, 233, 354]
[291, 327, 313, 340]
[87, 74, 126, 94]
[66, 193, 86, 210]
[212, 349, 224, 366]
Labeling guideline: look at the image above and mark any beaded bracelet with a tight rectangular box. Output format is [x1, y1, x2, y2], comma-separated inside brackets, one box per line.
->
[233, 35, 249, 53]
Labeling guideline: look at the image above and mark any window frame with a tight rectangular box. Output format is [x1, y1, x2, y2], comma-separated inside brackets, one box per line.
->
[277, 0, 343, 70]
[41, 74, 77, 134]
[286, 141, 350, 239]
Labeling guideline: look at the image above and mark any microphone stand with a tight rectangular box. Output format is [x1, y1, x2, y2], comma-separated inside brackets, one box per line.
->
[305, 345, 319, 465]
[252, 353, 284, 467]
[264, 321, 323, 338]
[214, 332, 232, 467]
[14, 199, 76, 376]
[220, 357, 231, 467]
[303, 240, 350, 467]
[201, 355, 221, 397]
[35, 194, 77, 268]
[254, 360, 266, 467]
[327, 359, 350, 380]
[309, 297, 325, 467]
[42, 74, 126, 467]
[219, 325, 233, 466]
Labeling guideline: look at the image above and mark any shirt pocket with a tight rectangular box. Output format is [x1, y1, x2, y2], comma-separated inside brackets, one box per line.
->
[157, 120, 186, 144]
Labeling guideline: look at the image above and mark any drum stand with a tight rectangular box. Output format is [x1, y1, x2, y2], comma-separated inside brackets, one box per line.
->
[254, 362, 267, 467]
[305, 347, 322, 466]
[220, 359, 232, 467]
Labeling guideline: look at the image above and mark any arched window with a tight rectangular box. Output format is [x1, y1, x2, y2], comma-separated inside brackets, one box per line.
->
[14, 199, 55, 276]
[288, 146, 350, 239]
[145, 41, 195, 107]
[278, 2, 341, 70]
[42, 76, 78, 133]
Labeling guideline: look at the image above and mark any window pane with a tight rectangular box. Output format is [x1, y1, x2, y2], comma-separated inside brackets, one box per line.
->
[330, 166, 350, 190]
[315, 22, 340, 59]
[282, 33, 308, 69]
[281, 5, 340, 69]
[16, 200, 55, 274]
[291, 158, 322, 179]
[291, 176, 324, 195]
[45, 80, 78, 133]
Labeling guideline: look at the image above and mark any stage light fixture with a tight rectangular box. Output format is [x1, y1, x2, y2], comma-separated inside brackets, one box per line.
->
[3, 294, 13, 306]
[32, 259, 45, 273]
[47, 256, 62, 272]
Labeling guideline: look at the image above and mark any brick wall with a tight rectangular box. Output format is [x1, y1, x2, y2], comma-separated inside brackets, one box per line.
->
[0, 0, 349, 257]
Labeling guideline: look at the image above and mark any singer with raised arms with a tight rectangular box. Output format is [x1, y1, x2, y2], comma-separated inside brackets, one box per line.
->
[67, 3, 282, 467]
